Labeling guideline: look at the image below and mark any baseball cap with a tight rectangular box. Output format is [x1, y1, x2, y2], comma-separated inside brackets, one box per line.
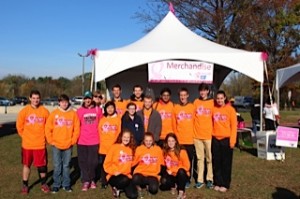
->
[84, 91, 92, 99]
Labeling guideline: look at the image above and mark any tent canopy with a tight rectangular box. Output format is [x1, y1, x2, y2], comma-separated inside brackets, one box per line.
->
[276, 63, 300, 90]
[95, 12, 264, 83]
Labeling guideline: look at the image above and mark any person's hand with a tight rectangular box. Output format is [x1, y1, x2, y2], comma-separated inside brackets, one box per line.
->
[167, 170, 172, 175]
[114, 172, 121, 176]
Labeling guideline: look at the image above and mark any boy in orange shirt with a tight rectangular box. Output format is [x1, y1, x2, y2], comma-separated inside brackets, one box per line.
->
[16, 90, 50, 194]
[130, 85, 144, 111]
[212, 90, 237, 193]
[111, 84, 129, 116]
[172, 87, 196, 188]
[45, 94, 80, 193]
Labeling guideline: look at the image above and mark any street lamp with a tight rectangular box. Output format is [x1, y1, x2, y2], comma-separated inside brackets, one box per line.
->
[78, 52, 89, 95]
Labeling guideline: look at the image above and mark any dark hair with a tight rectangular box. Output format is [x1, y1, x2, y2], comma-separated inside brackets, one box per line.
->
[30, 90, 41, 98]
[104, 101, 116, 116]
[112, 84, 121, 90]
[160, 87, 171, 96]
[126, 102, 137, 109]
[115, 129, 136, 155]
[93, 90, 103, 99]
[266, 96, 275, 105]
[198, 83, 210, 91]
[133, 85, 143, 91]
[178, 87, 189, 95]
[215, 90, 229, 104]
[143, 132, 155, 146]
[163, 133, 182, 159]
[58, 94, 69, 102]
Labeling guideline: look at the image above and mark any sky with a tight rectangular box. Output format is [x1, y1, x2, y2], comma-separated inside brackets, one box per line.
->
[0, 0, 155, 79]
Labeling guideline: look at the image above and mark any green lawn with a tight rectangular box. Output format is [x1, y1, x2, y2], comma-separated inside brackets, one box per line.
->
[0, 133, 299, 199]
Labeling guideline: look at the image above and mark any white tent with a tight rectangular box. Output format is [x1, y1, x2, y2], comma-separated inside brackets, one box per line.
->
[276, 62, 300, 107]
[94, 11, 265, 103]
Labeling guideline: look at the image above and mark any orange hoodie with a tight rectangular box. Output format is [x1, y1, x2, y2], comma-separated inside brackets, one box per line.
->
[45, 107, 80, 149]
[133, 145, 164, 179]
[193, 99, 214, 140]
[131, 100, 144, 111]
[16, 105, 50, 149]
[113, 99, 129, 116]
[172, 103, 194, 145]
[154, 101, 174, 140]
[98, 115, 121, 154]
[164, 150, 190, 176]
[212, 104, 237, 148]
[104, 143, 133, 181]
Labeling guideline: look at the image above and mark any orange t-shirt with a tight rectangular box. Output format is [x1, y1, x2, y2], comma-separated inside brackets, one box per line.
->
[16, 105, 50, 149]
[154, 101, 174, 140]
[45, 108, 80, 150]
[193, 99, 214, 140]
[212, 104, 237, 148]
[98, 115, 121, 154]
[131, 100, 144, 111]
[172, 103, 194, 145]
[164, 150, 190, 176]
[133, 145, 164, 179]
[113, 99, 129, 116]
[104, 143, 133, 181]
[143, 108, 152, 132]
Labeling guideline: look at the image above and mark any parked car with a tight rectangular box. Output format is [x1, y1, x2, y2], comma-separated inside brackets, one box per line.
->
[41, 97, 59, 106]
[234, 96, 253, 108]
[71, 96, 84, 105]
[12, 96, 28, 105]
[0, 97, 11, 106]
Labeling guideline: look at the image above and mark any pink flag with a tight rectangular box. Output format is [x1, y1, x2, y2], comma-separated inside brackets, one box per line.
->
[261, 52, 268, 61]
[87, 48, 98, 57]
[169, 2, 175, 14]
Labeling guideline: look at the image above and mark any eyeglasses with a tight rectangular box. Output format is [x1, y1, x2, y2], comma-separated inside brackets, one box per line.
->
[93, 95, 102, 98]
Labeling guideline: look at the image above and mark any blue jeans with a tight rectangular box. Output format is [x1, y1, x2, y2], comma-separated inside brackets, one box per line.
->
[52, 146, 72, 188]
[252, 119, 260, 134]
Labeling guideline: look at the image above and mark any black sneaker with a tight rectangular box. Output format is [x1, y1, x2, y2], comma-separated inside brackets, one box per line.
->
[63, 186, 73, 192]
[51, 187, 59, 194]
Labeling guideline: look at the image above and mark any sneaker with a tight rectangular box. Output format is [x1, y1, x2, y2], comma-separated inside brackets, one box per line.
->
[194, 182, 205, 189]
[21, 185, 29, 194]
[206, 181, 214, 189]
[81, 182, 90, 191]
[63, 186, 72, 192]
[219, 186, 228, 193]
[90, 181, 97, 189]
[101, 183, 108, 189]
[171, 187, 177, 195]
[112, 187, 120, 198]
[177, 191, 186, 199]
[185, 182, 190, 189]
[51, 187, 59, 194]
[41, 184, 50, 193]
[214, 185, 220, 191]
[138, 190, 144, 199]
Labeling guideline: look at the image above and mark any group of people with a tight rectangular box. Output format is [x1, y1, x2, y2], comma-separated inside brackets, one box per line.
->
[16, 83, 237, 199]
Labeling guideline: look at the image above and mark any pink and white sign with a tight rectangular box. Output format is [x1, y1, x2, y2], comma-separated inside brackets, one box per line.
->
[148, 60, 214, 83]
[276, 126, 299, 148]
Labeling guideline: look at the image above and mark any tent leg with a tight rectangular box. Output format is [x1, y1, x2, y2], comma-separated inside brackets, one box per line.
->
[260, 82, 264, 131]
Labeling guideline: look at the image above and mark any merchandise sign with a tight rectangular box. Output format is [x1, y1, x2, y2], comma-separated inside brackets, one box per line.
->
[276, 126, 299, 148]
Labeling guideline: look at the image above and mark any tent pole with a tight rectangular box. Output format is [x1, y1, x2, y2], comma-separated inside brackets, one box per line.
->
[260, 82, 264, 131]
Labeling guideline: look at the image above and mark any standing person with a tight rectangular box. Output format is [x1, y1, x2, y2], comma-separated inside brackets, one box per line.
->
[172, 87, 195, 188]
[77, 91, 103, 191]
[250, 99, 261, 134]
[130, 85, 144, 111]
[137, 95, 162, 143]
[16, 90, 50, 194]
[153, 88, 174, 147]
[132, 132, 164, 198]
[160, 133, 190, 199]
[104, 129, 138, 199]
[111, 84, 128, 116]
[98, 101, 121, 189]
[92, 90, 104, 112]
[263, 96, 280, 131]
[45, 94, 80, 193]
[212, 90, 237, 193]
[193, 83, 214, 189]
[121, 102, 144, 145]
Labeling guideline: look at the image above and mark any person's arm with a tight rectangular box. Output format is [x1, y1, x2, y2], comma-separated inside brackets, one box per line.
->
[72, 113, 80, 145]
[45, 113, 54, 145]
[180, 150, 191, 173]
[155, 112, 162, 141]
[16, 109, 25, 138]
[103, 145, 119, 175]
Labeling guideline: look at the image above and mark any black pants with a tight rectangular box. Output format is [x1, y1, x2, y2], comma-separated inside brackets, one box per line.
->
[77, 144, 99, 183]
[160, 168, 188, 192]
[108, 174, 138, 199]
[265, 118, 277, 131]
[132, 173, 159, 194]
[212, 137, 233, 189]
[183, 144, 197, 182]
[99, 154, 107, 185]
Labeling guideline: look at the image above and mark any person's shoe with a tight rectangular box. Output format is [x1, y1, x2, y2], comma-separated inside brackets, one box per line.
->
[206, 181, 214, 189]
[51, 187, 59, 194]
[63, 186, 72, 192]
[177, 191, 186, 199]
[219, 186, 228, 193]
[138, 190, 144, 199]
[90, 181, 97, 189]
[101, 183, 108, 189]
[112, 187, 120, 198]
[41, 184, 50, 193]
[194, 182, 205, 189]
[185, 182, 190, 189]
[21, 185, 29, 195]
[171, 187, 177, 195]
[81, 182, 90, 191]
[214, 185, 220, 191]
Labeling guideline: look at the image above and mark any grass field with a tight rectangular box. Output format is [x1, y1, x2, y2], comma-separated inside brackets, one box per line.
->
[0, 109, 299, 199]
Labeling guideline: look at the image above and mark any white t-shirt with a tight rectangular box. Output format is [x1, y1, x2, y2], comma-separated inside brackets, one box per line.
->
[263, 104, 279, 121]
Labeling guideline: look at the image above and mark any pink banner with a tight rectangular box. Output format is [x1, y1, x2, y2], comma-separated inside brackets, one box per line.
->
[276, 126, 299, 148]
